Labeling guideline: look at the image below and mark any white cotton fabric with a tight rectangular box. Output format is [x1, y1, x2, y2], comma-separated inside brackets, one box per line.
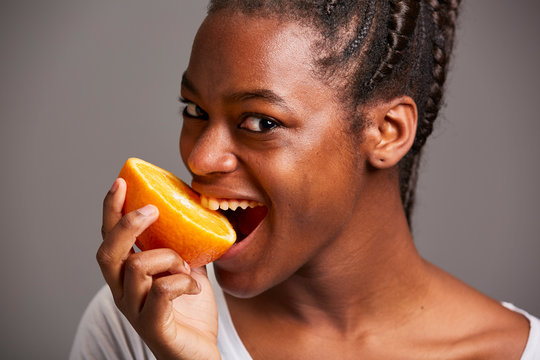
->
[70, 268, 539, 360]
[502, 302, 540, 360]
[69, 285, 155, 360]
[209, 266, 253, 360]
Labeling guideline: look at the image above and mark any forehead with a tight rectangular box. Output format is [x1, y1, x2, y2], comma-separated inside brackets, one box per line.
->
[184, 12, 329, 105]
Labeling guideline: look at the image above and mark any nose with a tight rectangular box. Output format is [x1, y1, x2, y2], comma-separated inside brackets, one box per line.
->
[186, 123, 238, 176]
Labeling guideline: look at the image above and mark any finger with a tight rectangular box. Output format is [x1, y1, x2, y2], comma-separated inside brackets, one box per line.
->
[190, 265, 212, 293]
[96, 205, 159, 297]
[102, 178, 126, 238]
[140, 273, 200, 325]
[123, 248, 190, 316]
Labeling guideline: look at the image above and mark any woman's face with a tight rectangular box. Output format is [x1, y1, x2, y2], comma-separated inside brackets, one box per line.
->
[180, 12, 371, 297]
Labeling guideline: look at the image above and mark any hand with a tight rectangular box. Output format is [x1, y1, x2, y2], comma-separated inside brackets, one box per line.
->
[97, 178, 220, 360]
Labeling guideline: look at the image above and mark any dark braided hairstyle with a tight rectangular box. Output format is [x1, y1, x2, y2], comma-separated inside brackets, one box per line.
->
[207, 0, 461, 225]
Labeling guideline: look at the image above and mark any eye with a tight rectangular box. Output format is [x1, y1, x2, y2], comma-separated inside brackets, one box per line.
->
[180, 98, 207, 119]
[239, 115, 279, 133]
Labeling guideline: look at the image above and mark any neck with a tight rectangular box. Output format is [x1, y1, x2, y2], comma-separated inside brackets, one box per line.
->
[226, 171, 433, 335]
[270, 221, 429, 334]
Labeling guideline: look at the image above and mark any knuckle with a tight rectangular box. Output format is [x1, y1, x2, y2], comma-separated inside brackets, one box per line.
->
[151, 277, 172, 297]
[100, 225, 107, 239]
[96, 246, 114, 267]
[118, 214, 137, 231]
[175, 274, 194, 290]
[164, 249, 182, 265]
[125, 255, 145, 275]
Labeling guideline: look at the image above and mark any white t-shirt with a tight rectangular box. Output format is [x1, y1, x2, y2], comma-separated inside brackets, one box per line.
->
[70, 269, 540, 359]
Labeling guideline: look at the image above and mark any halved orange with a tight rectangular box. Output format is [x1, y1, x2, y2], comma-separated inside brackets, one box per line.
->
[119, 157, 236, 267]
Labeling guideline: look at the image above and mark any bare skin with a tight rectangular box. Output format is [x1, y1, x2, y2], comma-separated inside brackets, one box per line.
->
[98, 10, 530, 360]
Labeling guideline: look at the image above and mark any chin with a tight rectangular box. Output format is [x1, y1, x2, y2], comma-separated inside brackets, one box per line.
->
[213, 263, 272, 299]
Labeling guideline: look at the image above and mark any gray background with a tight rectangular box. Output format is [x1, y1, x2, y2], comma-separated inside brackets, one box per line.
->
[1, 1, 538, 358]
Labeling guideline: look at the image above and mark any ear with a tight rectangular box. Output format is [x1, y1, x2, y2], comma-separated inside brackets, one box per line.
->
[366, 96, 417, 169]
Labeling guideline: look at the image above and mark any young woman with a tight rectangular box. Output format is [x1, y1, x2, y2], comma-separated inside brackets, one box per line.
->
[72, 1, 540, 359]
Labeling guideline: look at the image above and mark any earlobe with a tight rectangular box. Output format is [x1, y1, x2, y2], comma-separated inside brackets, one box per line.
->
[367, 96, 417, 169]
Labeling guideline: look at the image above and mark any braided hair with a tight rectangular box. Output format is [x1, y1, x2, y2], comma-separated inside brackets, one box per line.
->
[207, 0, 461, 225]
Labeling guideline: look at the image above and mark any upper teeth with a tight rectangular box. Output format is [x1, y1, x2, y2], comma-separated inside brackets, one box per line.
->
[200, 195, 263, 211]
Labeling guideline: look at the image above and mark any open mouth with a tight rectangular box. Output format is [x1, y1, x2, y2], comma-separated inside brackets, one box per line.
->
[200, 195, 268, 242]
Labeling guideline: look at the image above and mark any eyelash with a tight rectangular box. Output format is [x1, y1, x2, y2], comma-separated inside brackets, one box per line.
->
[179, 98, 281, 133]
[179, 98, 208, 120]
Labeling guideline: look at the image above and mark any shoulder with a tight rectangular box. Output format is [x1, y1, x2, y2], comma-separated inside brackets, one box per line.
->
[69, 285, 155, 360]
[445, 296, 537, 359]
[406, 299, 533, 360]
[420, 266, 535, 359]
[501, 303, 540, 360]
[459, 302, 540, 360]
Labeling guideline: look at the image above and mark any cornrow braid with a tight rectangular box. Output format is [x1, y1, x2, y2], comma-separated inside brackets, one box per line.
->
[416, 0, 460, 150]
[367, 0, 420, 91]
[400, 0, 461, 221]
[344, 0, 377, 58]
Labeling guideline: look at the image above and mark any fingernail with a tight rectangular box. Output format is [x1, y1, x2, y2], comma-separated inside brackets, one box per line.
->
[137, 205, 157, 217]
[109, 179, 119, 193]
[183, 260, 191, 273]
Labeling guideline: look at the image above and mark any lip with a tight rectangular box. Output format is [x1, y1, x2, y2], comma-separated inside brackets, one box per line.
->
[190, 180, 269, 263]
[191, 181, 264, 204]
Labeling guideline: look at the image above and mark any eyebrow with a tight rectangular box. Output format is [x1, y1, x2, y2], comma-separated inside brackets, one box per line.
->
[181, 72, 199, 97]
[181, 72, 290, 111]
[225, 89, 289, 109]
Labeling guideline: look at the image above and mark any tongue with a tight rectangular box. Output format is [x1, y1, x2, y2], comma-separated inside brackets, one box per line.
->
[226, 206, 267, 241]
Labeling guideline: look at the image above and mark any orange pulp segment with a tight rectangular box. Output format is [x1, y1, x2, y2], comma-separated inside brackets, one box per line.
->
[119, 157, 236, 267]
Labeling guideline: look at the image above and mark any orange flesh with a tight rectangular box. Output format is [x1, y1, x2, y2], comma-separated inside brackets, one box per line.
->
[119, 158, 236, 267]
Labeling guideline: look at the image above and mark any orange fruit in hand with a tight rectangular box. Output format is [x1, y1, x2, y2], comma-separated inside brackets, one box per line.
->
[118, 157, 236, 267]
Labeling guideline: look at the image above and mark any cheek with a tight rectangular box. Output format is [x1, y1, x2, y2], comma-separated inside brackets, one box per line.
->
[284, 173, 355, 231]
[264, 143, 360, 239]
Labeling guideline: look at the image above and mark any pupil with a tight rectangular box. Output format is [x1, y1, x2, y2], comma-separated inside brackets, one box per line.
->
[262, 119, 275, 129]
